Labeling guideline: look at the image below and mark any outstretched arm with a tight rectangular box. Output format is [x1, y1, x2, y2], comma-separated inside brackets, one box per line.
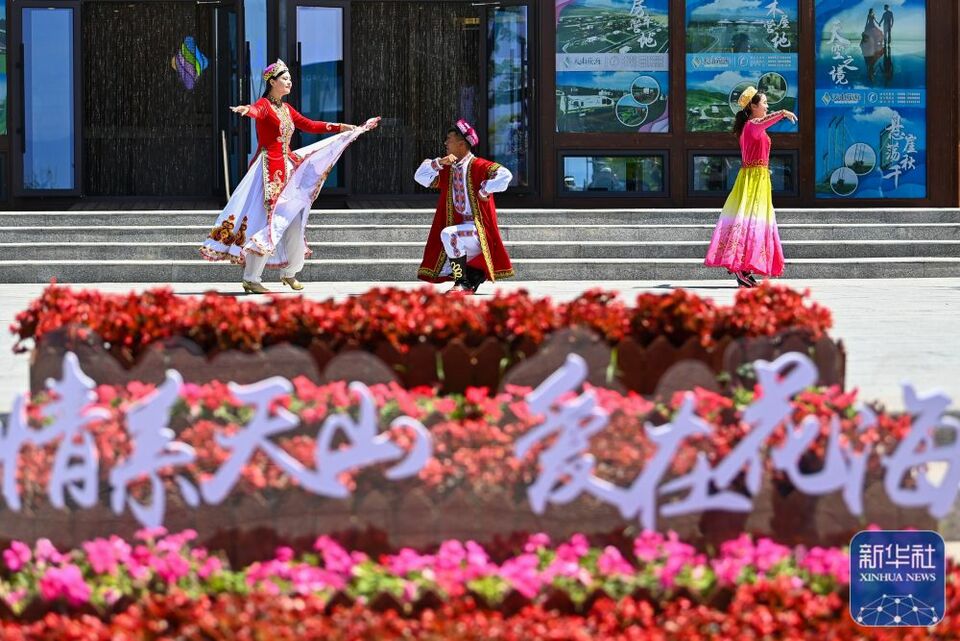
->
[750, 110, 796, 130]
[287, 105, 344, 134]
[230, 101, 266, 119]
[479, 164, 513, 199]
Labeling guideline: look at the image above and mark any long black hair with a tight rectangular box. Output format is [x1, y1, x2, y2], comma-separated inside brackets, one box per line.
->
[733, 91, 765, 137]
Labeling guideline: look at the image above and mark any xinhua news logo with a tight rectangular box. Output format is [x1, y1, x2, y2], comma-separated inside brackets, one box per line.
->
[850, 530, 945, 627]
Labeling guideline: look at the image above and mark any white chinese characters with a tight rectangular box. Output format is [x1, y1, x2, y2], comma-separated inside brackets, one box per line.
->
[515, 353, 959, 529]
[0, 354, 433, 528]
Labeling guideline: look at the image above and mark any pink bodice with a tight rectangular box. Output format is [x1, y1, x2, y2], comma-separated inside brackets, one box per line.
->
[739, 111, 785, 167]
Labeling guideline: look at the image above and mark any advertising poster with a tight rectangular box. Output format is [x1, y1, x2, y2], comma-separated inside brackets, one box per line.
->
[815, 0, 926, 198]
[556, 0, 669, 133]
[685, 0, 799, 134]
[0, 0, 6, 135]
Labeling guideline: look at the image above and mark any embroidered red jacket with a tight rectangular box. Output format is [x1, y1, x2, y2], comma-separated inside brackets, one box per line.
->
[417, 156, 515, 283]
[246, 97, 341, 209]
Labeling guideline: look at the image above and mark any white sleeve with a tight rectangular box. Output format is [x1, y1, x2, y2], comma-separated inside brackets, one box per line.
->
[479, 165, 513, 196]
[414, 158, 441, 188]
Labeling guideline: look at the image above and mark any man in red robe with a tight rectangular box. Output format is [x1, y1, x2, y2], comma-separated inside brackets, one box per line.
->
[415, 119, 514, 293]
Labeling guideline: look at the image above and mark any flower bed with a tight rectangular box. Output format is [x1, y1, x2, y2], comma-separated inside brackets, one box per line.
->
[0, 530, 955, 639]
[12, 283, 842, 393]
[1, 376, 923, 553]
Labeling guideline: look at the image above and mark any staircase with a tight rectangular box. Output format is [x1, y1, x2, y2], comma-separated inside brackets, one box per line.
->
[0, 208, 958, 283]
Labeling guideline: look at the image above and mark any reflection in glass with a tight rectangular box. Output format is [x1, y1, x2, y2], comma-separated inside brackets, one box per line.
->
[562, 155, 664, 193]
[23, 7, 75, 190]
[488, 5, 530, 188]
[691, 154, 795, 193]
[245, 0, 267, 165]
[0, 0, 6, 135]
[296, 6, 344, 187]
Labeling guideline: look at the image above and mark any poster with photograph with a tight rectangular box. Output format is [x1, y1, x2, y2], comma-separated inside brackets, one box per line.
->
[814, 0, 926, 198]
[0, 0, 6, 136]
[556, 0, 669, 133]
[685, 0, 798, 134]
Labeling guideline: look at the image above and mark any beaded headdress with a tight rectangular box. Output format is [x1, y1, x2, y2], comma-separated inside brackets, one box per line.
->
[263, 59, 289, 82]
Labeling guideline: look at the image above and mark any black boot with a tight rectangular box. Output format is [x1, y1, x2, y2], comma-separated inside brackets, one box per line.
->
[448, 255, 468, 291]
[465, 266, 487, 293]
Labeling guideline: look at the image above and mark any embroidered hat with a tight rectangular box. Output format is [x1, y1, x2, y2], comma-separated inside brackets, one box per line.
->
[737, 86, 759, 109]
[263, 59, 289, 82]
[455, 119, 480, 147]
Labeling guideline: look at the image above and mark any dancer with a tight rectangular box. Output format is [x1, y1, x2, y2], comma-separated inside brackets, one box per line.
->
[200, 59, 379, 293]
[704, 87, 796, 288]
[415, 120, 514, 293]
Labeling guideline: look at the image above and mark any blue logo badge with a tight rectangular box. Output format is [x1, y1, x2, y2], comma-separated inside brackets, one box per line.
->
[850, 530, 945, 627]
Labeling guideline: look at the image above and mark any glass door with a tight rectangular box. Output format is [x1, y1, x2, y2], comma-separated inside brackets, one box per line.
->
[214, 0, 246, 195]
[289, 0, 348, 190]
[483, 1, 535, 191]
[16, 0, 81, 195]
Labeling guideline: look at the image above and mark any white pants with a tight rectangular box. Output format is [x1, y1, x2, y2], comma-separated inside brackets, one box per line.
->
[439, 222, 481, 278]
[440, 222, 481, 260]
[243, 210, 305, 283]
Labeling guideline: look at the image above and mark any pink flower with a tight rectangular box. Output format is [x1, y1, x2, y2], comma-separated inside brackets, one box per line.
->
[499, 553, 542, 599]
[314, 536, 357, 577]
[276, 547, 295, 563]
[102, 588, 122, 606]
[198, 556, 223, 579]
[753, 538, 791, 573]
[82, 536, 131, 576]
[38, 564, 91, 606]
[3, 541, 32, 571]
[523, 533, 551, 553]
[633, 530, 666, 563]
[555, 534, 589, 563]
[4, 589, 27, 608]
[150, 552, 191, 584]
[34, 539, 65, 565]
[797, 546, 850, 585]
[597, 546, 634, 577]
[386, 548, 434, 576]
[134, 526, 168, 542]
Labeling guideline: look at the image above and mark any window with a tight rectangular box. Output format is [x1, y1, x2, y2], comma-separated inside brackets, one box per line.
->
[295, 5, 345, 188]
[22, 5, 77, 191]
[689, 151, 797, 196]
[561, 153, 667, 196]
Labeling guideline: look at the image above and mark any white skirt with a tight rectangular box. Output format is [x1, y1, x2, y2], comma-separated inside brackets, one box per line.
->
[200, 123, 372, 268]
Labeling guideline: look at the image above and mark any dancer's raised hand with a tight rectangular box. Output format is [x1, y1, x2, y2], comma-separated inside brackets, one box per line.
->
[230, 105, 250, 116]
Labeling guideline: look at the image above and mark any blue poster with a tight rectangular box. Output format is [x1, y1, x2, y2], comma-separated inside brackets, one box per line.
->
[556, 0, 670, 133]
[0, 0, 6, 136]
[815, 0, 926, 198]
[685, 0, 798, 133]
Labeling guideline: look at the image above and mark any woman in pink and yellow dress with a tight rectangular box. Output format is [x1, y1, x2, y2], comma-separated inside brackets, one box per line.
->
[704, 87, 797, 288]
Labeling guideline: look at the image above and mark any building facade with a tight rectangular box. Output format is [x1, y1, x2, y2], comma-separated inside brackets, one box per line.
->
[1, 0, 956, 208]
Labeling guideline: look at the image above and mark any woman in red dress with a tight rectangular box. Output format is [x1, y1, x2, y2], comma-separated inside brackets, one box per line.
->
[201, 59, 378, 293]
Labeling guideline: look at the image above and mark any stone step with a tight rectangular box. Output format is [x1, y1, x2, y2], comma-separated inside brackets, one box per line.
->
[3, 240, 960, 261]
[2, 223, 958, 243]
[2, 257, 959, 283]
[2, 208, 959, 226]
